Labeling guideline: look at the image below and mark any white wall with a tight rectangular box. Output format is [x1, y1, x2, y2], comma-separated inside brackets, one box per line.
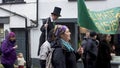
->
[10, 16, 25, 28]
[25, 0, 36, 2]
[4, 24, 10, 32]
[38, 0, 120, 19]
[31, 19, 42, 58]
[4, 24, 11, 40]
[0, 1, 36, 20]
[0, 9, 26, 28]
[0, 9, 12, 16]
[0, 0, 2, 3]
[38, 1, 77, 18]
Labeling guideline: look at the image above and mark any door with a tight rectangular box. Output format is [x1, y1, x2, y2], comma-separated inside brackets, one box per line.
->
[11, 28, 26, 59]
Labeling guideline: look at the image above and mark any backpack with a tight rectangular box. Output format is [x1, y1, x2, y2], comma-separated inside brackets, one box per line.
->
[39, 40, 51, 60]
[39, 40, 55, 68]
[46, 48, 55, 68]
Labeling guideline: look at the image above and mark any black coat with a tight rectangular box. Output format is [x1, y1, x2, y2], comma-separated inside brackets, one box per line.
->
[37, 17, 55, 56]
[96, 40, 112, 68]
[82, 38, 98, 68]
[51, 39, 81, 68]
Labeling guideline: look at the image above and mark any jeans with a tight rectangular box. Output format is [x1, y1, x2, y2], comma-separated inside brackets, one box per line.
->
[40, 60, 46, 68]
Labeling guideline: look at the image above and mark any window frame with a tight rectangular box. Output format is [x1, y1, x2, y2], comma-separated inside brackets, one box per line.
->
[2, 0, 26, 4]
[0, 17, 10, 24]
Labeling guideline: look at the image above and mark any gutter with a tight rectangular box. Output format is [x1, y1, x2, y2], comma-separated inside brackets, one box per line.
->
[31, 0, 39, 28]
[28, 0, 39, 28]
[25, 18, 30, 68]
[36, 0, 39, 27]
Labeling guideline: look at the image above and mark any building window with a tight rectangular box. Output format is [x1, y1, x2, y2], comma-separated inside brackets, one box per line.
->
[0, 17, 9, 24]
[2, 0, 25, 4]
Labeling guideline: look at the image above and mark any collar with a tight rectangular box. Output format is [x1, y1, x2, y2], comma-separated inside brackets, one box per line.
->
[50, 16, 56, 22]
[50, 16, 53, 22]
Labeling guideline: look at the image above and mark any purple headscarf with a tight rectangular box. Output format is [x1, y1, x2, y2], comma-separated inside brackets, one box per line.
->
[9, 32, 15, 37]
[6, 32, 16, 41]
[54, 25, 68, 37]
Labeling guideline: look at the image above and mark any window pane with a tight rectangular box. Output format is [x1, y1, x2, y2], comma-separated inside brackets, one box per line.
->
[2, 0, 24, 3]
[4, 0, 15, 3]
[0, 17, 9, 24]
[15, 0, 24, 2]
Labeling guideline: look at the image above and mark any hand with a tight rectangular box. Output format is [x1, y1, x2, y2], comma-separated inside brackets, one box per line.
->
[44, 23, 48, 28]
[13, 45, 18, 49]
[111, 53, 115, 56]
[77, 47, 84, 55]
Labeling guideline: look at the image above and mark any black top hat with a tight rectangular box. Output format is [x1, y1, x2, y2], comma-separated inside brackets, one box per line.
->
[51, 7, 61, 16]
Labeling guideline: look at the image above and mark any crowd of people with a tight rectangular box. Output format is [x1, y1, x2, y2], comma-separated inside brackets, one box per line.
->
[37, 6, 115, 68]
[0, 6, 117, 68]
[81, 31, 112, 68]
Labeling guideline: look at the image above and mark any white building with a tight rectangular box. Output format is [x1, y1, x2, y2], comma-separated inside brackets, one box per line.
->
[0, 0, 120, 67]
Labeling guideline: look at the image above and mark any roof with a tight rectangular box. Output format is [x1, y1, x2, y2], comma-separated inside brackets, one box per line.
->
[0, 7, 26, 18]
[0, 7, 36, 24]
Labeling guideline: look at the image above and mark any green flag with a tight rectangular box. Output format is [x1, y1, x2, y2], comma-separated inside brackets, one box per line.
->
[78, 0, 120, 34]
[77, 0, 99, 32]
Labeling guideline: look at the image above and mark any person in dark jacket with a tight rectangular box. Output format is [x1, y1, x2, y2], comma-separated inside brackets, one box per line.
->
[82, 31, 98, 68]
[37, 7, 62, 68]
[81, 31, 90, 68]
[51, 25, 83, 68]
[1, 32, 18, 68]
[96, 34, 112, 68]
